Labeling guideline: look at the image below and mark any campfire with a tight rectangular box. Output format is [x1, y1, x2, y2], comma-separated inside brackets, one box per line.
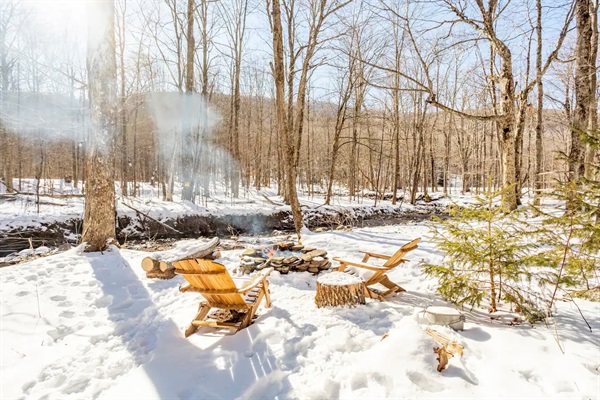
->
[238, 242, 332, 275]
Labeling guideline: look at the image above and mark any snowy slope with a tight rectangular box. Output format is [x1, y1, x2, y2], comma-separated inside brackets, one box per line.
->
[1, 225, 598, 399]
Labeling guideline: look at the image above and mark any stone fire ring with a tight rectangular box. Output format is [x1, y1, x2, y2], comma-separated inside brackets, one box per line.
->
[238, 242, 332, 275]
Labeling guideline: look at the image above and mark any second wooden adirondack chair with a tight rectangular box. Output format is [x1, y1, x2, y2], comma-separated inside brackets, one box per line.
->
[332, 237, 421, 301]
[174, 258, 273, 337]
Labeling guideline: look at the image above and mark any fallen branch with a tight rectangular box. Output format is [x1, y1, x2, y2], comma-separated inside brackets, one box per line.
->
[426, 328, 464, 372]
[121, 202, 181, 234]
[259, 192, 285, 206]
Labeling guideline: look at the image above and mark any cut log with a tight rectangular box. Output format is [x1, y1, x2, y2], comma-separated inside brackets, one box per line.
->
[142, 237, 220, 278]
[146, 269, 176, 280]
[159, 261, 174, 272]
[315, 272, 366, 308]
[142, 257, 159, 272]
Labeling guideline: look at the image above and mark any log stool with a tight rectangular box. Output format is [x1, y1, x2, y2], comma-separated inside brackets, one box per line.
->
[315, 272, 366, 308]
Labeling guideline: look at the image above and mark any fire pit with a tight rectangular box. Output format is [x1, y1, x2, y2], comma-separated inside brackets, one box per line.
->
[238, 242, 332, 275]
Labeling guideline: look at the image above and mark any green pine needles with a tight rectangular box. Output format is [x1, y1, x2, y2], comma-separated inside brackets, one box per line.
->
[532, 129, 600, 304]
[424, 185, 546, 322]
[424, 129, 599, 324]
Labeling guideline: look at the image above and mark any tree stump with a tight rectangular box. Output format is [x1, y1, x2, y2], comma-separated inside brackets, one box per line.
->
[315, 272, 366, 308]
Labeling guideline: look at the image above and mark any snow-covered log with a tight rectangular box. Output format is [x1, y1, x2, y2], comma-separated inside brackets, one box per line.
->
[142, 237, 220, 277]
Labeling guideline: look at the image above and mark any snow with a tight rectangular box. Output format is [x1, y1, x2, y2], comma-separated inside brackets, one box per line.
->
[1, 224, 599, 400]
[317, 271, 364, 286]
[149, 237, 219, 263]
[426, 306, 463, 316]
[0, 179, 447, 237]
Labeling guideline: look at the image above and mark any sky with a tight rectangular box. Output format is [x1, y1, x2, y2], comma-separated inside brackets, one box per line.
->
[7, 0, 583, 110]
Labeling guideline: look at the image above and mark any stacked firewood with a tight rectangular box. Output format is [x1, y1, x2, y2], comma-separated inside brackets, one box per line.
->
[238, 242, 332, 275]
[141, 237, 221, 279]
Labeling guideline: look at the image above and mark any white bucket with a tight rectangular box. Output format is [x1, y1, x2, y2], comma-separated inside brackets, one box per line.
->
[425, 306, 465, 331]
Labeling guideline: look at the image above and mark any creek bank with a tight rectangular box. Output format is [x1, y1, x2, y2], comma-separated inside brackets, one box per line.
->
[0, 203, 448, 258]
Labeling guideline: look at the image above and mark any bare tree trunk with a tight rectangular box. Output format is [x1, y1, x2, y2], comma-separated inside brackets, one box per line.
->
[270, 0, 303, 238]
[197, 0, 211, 202]
[181, 0, 195, 202]
[349, 74, 365, 199]
[82, 0, 117, 252]
[584, 0, 598, 179]
[497, 46, 518, 212]
[514, 100, 527, 205]
[443, 113, 450, 196]
[118, 0, 128, 197]
[0, 8, 13, 193]
[325, 66, 353, 205]
[534, 0, 544, 205]
[570, 0, 593, 181]
[391, 24, 403, 204]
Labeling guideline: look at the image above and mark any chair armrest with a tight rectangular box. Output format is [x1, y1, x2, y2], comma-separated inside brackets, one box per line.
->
[332, 257, 390, 272]
[358, 250, 391, 260]
[237, 267, 274, 294]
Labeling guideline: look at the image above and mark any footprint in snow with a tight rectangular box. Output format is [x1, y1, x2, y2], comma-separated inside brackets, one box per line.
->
[47, 325, 75, 342]
[50, 295, 67, 302]
[95, 295, 113, 308]
[59, 310, 75, 319]
[63, 377, 90, 395]
[407, 370, 444, 392]
[16, 291, 29, 297]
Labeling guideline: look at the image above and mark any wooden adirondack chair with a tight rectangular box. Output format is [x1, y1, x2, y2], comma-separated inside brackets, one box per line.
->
[332, 237, 421, 301]
[174, 258, 273, 337]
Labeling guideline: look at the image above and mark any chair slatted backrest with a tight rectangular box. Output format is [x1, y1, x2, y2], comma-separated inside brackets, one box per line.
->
[383, 238, 421, 268]
[174, 259, 246, 306]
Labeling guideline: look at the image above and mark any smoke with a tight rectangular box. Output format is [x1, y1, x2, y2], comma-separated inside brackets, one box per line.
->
[0, 92, 85, 141]
[147, 92, 219, 150]
[147, 92, 227, 183]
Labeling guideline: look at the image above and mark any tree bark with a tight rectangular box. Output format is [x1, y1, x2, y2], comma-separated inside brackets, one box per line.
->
[571, 0, 593, 181]
[82, 0, 117, 252]
[270, 0, 303, 238]
[534, 0, 544, 205]
[181, 0, 195, 202]
[584, 0, 598, 179]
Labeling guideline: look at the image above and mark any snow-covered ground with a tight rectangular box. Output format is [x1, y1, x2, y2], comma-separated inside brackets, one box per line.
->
[2, 225, 598, 399]
[0, 179, 463, 235]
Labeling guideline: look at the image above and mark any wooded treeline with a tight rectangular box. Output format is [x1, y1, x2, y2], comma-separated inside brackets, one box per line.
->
[1, 0, 598, 211]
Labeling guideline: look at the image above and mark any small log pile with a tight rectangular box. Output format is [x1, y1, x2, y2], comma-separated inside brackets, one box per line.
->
[141, 237, 221, 279]
[238, 242, 332, 275]
[315, 272, 366, 308]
